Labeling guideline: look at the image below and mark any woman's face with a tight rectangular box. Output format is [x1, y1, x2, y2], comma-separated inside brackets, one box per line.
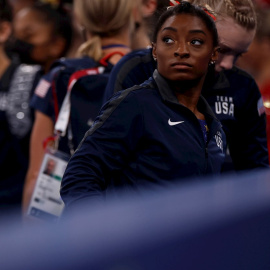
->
[215, 17, 256, 72]
[152, 14, 218, 82]
[13, 8, 55, 65]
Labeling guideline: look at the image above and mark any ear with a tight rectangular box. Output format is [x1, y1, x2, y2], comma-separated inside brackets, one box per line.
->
[0, 21, 12, 43]
[152, 42, 157, 60]
[211, 46, 220, 62]
[141, 0, 157, 18]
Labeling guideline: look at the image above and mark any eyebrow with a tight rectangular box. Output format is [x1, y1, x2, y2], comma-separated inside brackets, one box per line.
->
[161, 27, 207, 36]
[219, 43, 248, 54]
[219, 44, 232, 52]
[162, 26, 177, 32]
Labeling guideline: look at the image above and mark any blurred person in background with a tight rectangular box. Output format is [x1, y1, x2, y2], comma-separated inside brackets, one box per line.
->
[22, 0, 146, 218]
[131, 0, 171, 50]
[190, 0, 269, 171]
[105, 0, 269, 172]
[53, 0, 84, 58]
[9, 1, 73, 73]
[8, 0, 36, 15]
[103, 0, 170, 96]
[0, 0, 73, 220]
[0, 0, 25, 219]
[236, 6, 270, 162]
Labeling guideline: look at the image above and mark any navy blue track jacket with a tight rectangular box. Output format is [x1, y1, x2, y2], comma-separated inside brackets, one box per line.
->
[104, 48, 269, 171]
[60, 70, 225, 208]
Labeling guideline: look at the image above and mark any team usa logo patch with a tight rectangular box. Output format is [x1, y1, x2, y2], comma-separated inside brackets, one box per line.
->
[215, 96, 234, 116]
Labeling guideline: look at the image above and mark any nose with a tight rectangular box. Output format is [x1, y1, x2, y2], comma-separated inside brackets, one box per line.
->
[216, 54, 234, 71]
[174, 42, 189, 58]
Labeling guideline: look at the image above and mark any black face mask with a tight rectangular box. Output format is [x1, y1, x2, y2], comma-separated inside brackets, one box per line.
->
[5, 38, 35, 64]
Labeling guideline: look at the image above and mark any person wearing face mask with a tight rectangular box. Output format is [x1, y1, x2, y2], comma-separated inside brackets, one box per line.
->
[22, 0, 146, 220]
[0, 0, 41, 219]
[8, 1, 73, 73]
[104, 0, 269, 172]
[0, 0, 73, 220]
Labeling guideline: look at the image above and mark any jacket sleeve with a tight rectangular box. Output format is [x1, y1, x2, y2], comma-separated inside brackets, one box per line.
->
[60, 90, 143, 210]
[30, 66, 62, 122]
[229, 77, 269, 170]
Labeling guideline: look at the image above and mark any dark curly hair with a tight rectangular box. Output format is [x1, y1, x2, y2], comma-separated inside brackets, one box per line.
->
[0, 0, 12, 22]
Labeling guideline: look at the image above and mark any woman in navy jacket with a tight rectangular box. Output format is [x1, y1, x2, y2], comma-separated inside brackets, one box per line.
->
[104, 0, 269, 172]
[60, 2, 225, 210]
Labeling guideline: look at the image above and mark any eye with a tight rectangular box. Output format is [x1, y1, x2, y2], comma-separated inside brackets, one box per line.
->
[190, 39, 204, 46]
[233, 53, 243, 64]
[235, 52, 243, 59]
[162, 37, 174, 44]
[219, 47, 230, 55]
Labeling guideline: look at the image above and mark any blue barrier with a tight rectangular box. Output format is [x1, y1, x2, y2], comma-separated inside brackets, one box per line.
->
[0, 169, 270, 270]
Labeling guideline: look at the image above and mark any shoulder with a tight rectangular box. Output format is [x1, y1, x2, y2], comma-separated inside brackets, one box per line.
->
[88, 81, 157, 131]
[14, 63, 42, 76]
[211, 66, 260, 99]
[223, 66, 257, 85]
[0, 61, 20, 92]
[12, 64, 43, 92]
[106, 78, 157, 105]
[115, 48, 154, 72]
[107, 48, 156, 93]
[50, 56, 97, 70]
[117, 47, 153, 65]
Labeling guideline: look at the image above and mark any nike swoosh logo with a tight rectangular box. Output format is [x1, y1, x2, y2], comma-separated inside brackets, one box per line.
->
[168, 119, 185, 126]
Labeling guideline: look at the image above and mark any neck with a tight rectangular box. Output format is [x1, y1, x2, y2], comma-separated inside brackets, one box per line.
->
[171, 78, 205, 118]
[0, 48, 11, 78]
[101, 25, 131, 51]
[43, 60, 54, 74]
[101, 37, 131, 50]
[100, 30, 132, 65]
[175, 90, 200, 114]
[66, 30, 85, 58]
[131, 22, 151, 50]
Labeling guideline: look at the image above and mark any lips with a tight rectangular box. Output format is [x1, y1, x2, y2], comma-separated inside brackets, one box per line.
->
[171, 62, 192, 67]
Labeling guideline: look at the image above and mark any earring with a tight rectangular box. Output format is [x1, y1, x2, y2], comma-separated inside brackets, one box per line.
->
[209, 60, 215, 66]
[153, 57, 157, 61]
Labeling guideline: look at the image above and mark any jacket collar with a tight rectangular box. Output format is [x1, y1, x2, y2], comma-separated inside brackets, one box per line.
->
[203, 66, 231, 91]
[153, 69, 218, 120]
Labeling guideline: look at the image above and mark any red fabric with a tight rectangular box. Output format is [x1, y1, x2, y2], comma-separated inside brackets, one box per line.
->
[260, 81, 270, 163]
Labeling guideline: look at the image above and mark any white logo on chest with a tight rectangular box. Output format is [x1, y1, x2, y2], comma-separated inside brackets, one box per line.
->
[215, 96, 234, 116]
[168, 119, 185, 126]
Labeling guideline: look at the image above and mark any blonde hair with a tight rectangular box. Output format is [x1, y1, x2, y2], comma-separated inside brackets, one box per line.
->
[74, 0, 137, 61]
[189, 0, 257, 30]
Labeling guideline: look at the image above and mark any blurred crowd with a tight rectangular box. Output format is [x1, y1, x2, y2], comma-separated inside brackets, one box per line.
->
[0, 0, 269, 224]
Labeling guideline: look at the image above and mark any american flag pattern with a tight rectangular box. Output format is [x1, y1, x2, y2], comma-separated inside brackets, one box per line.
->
[35, 79, 51, 98]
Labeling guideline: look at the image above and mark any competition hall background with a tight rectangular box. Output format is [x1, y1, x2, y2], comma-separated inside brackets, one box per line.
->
[0, 168, 270, 270]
